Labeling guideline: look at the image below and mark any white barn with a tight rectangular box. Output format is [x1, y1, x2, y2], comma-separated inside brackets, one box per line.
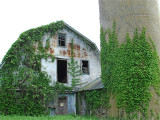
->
[40, 22, 101, 115]
[40, 22, 101, 87]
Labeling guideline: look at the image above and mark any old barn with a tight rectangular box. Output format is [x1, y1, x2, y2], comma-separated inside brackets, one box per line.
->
[0, 21, 101, 116]
[41, 22, 101, 115]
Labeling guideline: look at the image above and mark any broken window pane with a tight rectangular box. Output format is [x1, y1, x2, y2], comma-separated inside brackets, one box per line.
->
[58, 33, 66, 47]
[82, 60, 89, 74]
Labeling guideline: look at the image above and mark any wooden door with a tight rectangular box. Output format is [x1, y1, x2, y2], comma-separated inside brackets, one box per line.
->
[57, 97, 68, 115]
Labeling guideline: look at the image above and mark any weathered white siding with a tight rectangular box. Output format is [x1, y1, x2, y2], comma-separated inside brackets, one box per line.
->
[41, 28, 101, 87]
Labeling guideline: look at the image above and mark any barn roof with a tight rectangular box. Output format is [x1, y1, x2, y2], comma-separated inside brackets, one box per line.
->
[76, 77, 104, 92]
[1, 21, 100, 65]
[63, 22, 100, 55]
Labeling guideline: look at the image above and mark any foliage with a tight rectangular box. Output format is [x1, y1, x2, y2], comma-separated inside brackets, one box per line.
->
[0, 21, 65, 116]
[0, 67, 52, 116]
[85, 89, 110, 113]
[0, 115, 103, 120]
[100, 22, 118, 93]
[51, 82, 72, 95]
[2, 21, 64, 69]
[100, 22, 160, 119]
[68, 39, 81, 88]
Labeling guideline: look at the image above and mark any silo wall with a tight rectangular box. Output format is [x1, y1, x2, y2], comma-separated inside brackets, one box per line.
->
[99, 0, 160, 119]
[99, 0, 160, 56]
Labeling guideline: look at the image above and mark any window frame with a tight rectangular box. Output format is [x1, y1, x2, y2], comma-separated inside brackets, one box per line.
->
[81, 60, 90, 75]
[58, 33, 67, 47]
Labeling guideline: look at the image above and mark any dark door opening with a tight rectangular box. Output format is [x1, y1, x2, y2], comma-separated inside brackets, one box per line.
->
[57, 60, 67, 83]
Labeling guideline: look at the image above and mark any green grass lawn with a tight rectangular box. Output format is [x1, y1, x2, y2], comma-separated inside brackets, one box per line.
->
[0, 115, 122, 120]
[0, 115, 101, 120]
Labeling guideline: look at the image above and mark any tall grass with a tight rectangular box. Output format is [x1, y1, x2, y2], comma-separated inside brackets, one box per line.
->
[0, 115, 124, 120]
[0, 115, 99, 120]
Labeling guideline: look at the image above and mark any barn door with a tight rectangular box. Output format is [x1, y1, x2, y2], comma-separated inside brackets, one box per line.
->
[57, 97, 68, 115]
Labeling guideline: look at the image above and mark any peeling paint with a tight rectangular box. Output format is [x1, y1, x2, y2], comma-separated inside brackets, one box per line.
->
[52, 34, 58, 47]
[52, 41, 56, 47]
[67, 50, 71, 57]
[52, 34, 58, 40]
[74, 44, 80, 51]
[50, 48, 54, 55]
[78, 52, 81, 58]
[41, 28, 101, 87]
[63, 50, 67, 56]
[67, 43, 72, 50]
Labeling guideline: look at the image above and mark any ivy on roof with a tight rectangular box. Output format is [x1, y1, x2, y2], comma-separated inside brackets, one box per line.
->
[2, 21, 64, 69]
[2, 21, 99, 68]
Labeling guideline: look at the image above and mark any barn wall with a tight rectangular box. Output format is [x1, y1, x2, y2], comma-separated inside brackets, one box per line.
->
[41, 28, 101, 87]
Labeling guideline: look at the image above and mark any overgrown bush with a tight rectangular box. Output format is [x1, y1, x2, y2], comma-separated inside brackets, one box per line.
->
[0, 21, 64, 116]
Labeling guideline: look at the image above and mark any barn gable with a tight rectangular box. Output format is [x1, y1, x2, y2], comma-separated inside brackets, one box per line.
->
[40, 22, 101, 87]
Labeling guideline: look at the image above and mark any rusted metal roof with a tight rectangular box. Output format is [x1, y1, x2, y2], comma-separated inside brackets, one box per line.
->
[76, 77, 104, 92]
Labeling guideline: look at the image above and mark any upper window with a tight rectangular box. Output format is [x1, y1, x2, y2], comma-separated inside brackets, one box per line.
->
[58, 33, 66, 47]
[81, 60, 89, 74]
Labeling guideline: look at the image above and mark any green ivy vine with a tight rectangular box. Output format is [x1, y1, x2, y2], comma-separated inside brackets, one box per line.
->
[100, 22, 160, 119]
[85, 89, 110, 114]
[0, 21, 68, 116]
[68, 39, 81, 88]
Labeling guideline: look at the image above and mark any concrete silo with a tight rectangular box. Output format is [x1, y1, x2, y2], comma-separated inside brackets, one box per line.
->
[99, 0, 160, 118]
[99, 0, 160, 55]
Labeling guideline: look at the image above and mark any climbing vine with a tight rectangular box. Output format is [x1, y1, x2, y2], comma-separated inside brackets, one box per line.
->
[0, 21, 67, 116]
[85, 89, 110, 114]
[100, 22, 160, 119]
[68, 39, 81, 88]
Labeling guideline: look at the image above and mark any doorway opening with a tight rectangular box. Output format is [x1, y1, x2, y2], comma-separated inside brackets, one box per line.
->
[57, 60, 67, 83]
